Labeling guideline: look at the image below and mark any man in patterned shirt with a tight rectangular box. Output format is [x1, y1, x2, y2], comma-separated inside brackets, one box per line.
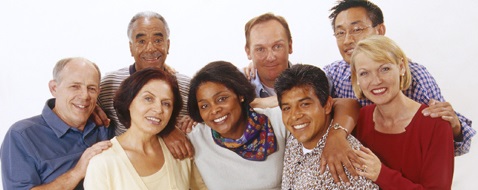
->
[275, 64, 378, 189]
[96, 11, 195, 159]
[322, 0, 475, 184]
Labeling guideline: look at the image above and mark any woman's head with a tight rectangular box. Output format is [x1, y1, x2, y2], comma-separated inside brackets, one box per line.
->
[114, 67, 182, 135]
[188, 61, 255, 138]
[350, 35, 411, 101]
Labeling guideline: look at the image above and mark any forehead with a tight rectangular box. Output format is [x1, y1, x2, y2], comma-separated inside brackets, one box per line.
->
[60, 61, 100, 85]
[131, 17, 167, 36]
[197, 81, 232, 97]
[334, 7, 371, 28]
[281, 86, 317, 102]
[249, 20, 287, 44]
[140, 79, 172, 96]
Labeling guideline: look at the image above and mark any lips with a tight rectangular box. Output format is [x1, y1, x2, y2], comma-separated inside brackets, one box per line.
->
[292, 122, 309, 130]
[73, 103, 88, 109]
[371, 87, 386, 95]
[213, 115, 227, 123]
[146, 116, 162, 124]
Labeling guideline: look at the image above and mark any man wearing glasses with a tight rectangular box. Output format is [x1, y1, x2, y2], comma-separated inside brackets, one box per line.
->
[321, 0, 475, 185]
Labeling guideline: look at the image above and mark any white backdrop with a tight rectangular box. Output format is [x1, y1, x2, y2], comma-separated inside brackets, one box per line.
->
[0, 0, 476, 189]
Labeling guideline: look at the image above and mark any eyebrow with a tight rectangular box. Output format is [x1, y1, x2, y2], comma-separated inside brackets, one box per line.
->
[335, 20, 365, 29]
[135, 32, 164, 40]
[197, 90, 227, 102]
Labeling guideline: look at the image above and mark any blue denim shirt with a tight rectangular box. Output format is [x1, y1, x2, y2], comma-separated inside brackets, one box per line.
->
[1, 98, 109, 189]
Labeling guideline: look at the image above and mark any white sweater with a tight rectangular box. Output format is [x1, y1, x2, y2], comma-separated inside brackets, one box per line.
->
[188, 107, 288, 190]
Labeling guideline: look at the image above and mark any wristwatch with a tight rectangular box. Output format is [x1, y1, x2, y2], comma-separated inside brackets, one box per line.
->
[332, 123, 349, 134]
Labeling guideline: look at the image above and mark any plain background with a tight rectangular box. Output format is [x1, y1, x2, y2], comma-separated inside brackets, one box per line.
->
[0, 0, 476, 189]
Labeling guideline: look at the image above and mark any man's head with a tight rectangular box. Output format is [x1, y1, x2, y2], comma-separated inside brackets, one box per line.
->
[329, 0, 385, 64]
[275, 64, 333, 149]
[49, 57, 101, 130]
[245, 13, 293, 88]
[128, 11, 170, 71]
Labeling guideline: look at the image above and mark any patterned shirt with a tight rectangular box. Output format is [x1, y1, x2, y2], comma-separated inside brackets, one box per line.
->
[282, 127, 378, 190]
[98, 64, 191, 136]
[323, 60, 475, 156]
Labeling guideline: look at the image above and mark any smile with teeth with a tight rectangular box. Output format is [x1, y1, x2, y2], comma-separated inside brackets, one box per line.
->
[214, 115, 227, 123]
[292, 123, 309, 130]
[74, 104, 87, 109]
[372, 88, 386, 94]
[146, 116, 161, 123]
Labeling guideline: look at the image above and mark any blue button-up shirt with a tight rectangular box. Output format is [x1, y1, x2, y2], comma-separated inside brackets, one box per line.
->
[1, 98, 109, 189]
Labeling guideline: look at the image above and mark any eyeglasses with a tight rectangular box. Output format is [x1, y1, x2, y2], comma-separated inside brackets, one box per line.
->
[333, 25, 371, 40]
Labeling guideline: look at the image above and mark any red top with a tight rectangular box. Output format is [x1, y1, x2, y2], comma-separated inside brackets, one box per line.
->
[354, 104, 454, 190]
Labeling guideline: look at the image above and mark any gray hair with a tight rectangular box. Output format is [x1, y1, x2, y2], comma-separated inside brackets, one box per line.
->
[127, 11, 170, 42]
[53, 57, 101, 83]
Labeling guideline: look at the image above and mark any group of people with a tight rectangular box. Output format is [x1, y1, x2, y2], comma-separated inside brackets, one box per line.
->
[1, 0, 474, 189]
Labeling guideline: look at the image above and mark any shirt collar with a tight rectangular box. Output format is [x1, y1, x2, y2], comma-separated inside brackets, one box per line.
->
[252, 61, 292, 97]
[42, 98, 98, 138]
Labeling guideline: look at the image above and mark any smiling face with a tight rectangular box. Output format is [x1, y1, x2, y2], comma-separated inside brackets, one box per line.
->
[129, 79, 174, 135]
[280, 86, 332, 149]
[246, 20, 292, 87]
[354, 53, 404, 105]
[196, 81, 246, 139]
[49, 59, 100, 130]
[334, 7, 384, 64]
[129, 17, 170, 71]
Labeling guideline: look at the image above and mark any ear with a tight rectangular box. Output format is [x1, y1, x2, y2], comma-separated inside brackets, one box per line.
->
[48, 80, 58, 97]
[166, 39, 171, 54]
[324, 96, 334, 115]
[399, 59, 405, 75]
[245, 46, 252, 60]
[288, 39, 293, 54]
[129, 42, 134, 57]
[377, 23, 386, 35]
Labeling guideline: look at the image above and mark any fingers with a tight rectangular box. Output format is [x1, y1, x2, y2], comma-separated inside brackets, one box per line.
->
[319, 157, 327, 174]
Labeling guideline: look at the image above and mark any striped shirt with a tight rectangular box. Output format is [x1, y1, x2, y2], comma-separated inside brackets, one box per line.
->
[324, 60, 475, 156]
[98, 64, 190, 136]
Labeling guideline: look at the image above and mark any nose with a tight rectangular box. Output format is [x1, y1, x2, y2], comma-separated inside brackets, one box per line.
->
[265, 49, 276, 62]
[371, 72, 382, 85]
[153, 102, 164, 114]
[145, 41, 157, 52]
[343, 32, 355, 45]
[211, 104, 221, 115]
[79, 86, 90, 100]
[291, 107, 303, 120]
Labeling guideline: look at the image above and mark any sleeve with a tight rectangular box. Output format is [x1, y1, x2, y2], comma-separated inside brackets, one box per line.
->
[323, 63, 337, 98]
[409, 63, 475, 156]
[83, 156, 110, 190]
[1, 129, 41, 189]
[375, 120, 454, 189]
[189, 161, 208, 190]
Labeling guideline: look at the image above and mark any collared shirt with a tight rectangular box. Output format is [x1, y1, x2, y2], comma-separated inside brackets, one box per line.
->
[0, 99, 109, 190]
[98, 63, 191, 136]
[323, 59, 475, 156]
[282, 127, 378, 190]
[250, 62, 291, 98]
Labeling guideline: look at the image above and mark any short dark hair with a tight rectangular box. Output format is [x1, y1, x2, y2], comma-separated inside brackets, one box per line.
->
[275, 64, 330, 107]
[114, 67, 182, 135]
[329, 0, 384, 29]
[188, 61, 255, 122]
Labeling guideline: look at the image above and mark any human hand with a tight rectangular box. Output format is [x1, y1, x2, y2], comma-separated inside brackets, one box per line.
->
[177, 115, 197, 133]
[353, 146, 381, 182]
[164, 64, 177, 74]
[250, 96, 279, 109]
[242, 61, 256, 81]
[320, 130, 360, 185]
[422, 99, 462, 140]
[90, 105, 111, 127]
[73, 141, 112, 178]
[161, 127, 195, 159]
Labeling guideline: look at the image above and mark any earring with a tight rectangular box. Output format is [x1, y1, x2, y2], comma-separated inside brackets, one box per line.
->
[240, 98, 244, 102]
[357, 82, 360, 85]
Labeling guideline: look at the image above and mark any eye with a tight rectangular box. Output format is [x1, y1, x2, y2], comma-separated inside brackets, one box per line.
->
[255, 47, 264, 52]
[138, 39, 146, 44]
[88, 87, 98, 92]
[359, 71, 368, 77]
[200, 104, 208, 110]
[162, 101, 172, 107]
[352, 27, 365, 34]
[273, 44, 283, 51]
[154, 39, 162, 43]
[144, 96, 153, 102]
[70, 85, 80, 89]
[217, 96, 228, 102]
[281, 105, 290, 112]
[300, 102, 311, 108]
[380, 66, 391, 72]
[334, 30, 346, 38]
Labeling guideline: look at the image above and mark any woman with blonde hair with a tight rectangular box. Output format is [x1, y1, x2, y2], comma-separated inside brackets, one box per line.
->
[350, 35, 454, 189]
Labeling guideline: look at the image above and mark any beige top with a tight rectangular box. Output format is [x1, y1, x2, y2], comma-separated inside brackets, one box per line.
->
[84, 137, 207, 190]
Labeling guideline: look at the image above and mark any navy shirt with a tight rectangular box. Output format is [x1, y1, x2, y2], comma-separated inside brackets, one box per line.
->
[1, 99, 109, 189]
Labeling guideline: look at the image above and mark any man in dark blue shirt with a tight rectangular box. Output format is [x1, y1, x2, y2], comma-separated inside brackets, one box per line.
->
[1, 57, 111, 189]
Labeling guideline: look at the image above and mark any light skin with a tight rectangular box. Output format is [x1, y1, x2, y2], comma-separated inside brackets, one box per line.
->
[33, 59, 112, 190]
[117, 79, 174, 176]
[280, 86, 333, 149]
[245, 19, 292, 88]
[352, 52, 421, 181]
[323, 6, 463, 183]
[196, 81, 247, 139]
